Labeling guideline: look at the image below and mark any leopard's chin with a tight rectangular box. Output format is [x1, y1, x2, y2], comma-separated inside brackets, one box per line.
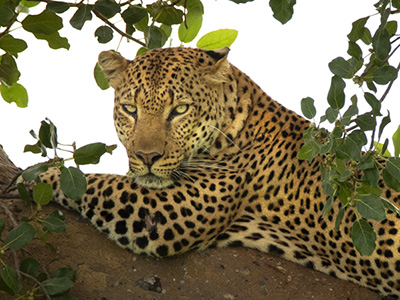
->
[135, 174, 174, 189]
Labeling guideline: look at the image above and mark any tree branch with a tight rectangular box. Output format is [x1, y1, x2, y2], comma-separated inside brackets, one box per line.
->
[92, 10, 146, 47]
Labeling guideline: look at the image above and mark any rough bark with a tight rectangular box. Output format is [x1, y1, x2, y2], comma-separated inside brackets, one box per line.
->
[0, 145, 20, 189]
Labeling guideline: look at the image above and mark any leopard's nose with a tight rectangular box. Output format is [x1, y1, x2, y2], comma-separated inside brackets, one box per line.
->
[135, 151, 163, 166]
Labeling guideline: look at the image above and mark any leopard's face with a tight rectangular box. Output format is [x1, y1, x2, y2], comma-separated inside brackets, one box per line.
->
[101, 48, 232, 188]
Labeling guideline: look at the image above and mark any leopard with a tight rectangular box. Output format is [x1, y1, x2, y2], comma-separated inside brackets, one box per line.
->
[39, 47, 400, 298]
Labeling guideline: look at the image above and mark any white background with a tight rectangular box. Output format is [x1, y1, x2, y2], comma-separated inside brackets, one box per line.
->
[1, 0, 398, 175]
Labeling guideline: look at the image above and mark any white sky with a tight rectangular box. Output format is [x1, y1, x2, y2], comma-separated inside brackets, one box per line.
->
[1, 0, 398, 175]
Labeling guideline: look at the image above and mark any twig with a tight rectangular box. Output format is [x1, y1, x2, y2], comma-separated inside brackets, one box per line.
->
[19, 270, 51, 300]
[0, 200, 18, 227]
[93, 10, 146, 47]
[0, 192, 20, 199]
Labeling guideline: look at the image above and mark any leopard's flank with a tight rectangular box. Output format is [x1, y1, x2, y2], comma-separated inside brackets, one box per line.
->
[41, 47, 400, 298]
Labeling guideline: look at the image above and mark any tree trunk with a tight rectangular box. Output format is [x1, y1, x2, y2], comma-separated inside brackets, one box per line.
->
[0, 145, 20, 188]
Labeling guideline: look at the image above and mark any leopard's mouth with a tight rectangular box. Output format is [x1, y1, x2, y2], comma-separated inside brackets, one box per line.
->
[134, 174, 175, 189]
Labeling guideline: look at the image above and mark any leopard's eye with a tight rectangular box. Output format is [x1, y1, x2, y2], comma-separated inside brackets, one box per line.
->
[168, 104, 189, 121]
[122, 104, 137, 116]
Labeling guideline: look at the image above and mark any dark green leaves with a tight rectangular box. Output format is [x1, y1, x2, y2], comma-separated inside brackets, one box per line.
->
[351, 219, 376, 256]
[41, 277, 74, 296]
[22, 10, 63, 35]
[328, 57, 354, 79]
[356, 195, 386, 221]
[95, 26, 113, 43]
[348, 17, 369, 42]
[300, 97, 316, 119]
[60, 167, 87, 200]
[43, 210, 65, 233]
[121, 6, 147, 25]
[33, 182, 53, 205]
[5, 222, 35, 250]
[74, 142, 116, 165]
[94, 0, 120, 19]
[1, 265, 22, 295]
[373, 66, 398, 85]
[70, 5, 93, 30]
[269, 0, 296, 24]
[0, 34, 28, 57]
[327, 76, 345, 109]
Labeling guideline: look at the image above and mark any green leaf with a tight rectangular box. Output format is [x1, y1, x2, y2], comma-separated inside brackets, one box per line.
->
[70, 5, 93, 30]
[95, 26, 113, 43]
[43, 210, 65, 233]
[366, 81, 377, 92]
[1, 265, 22, 294]
[348, 17, 369, 42]
[386, 157, 400, 182]
[393, 125, 400, 157]
[33, 182, 52, 205]
[20, 257, 39, 277]
[136, 47, 149, 57]
[52, 267, 76, 282]
[0, 34, 28, 57]
[373, 65, 398, 85]
[351, 219, 376, 256]
[393, 0, 400, 9]
[334, 206, 345, 231]
[94, 63, 110, 90]
[121, 6, 147, 25]
[94, 0, 120, 19]
[328, 57, 353, 79]
[5, 222, 35, 250]
[364, 92, 381, 116]
[300, 97, 316, 119]
[372, 29, 390, 61]
[355, 113, 376, 131]
[325, 107, 339, 123]
[21, 0, 39, 8]
[60, 167, 87, 200]
[0, 54, 20, 86]
[297, 142, 316, 162]
[155, 6, 183, 26]
[17, 183, 32, 206]
[347, 41, 362, 60]
[228, 0, 254, 3]
[357, 195, 386, 221]
[378, 111, 390, 140]
[341, 104, 358, 126]
[382, 168, 400, 192]
[46, 1, 70, 13]
[381, 198, 400, 215]
[39, 119, 57, 149]
[0, 4, 15, 27]
[386, 21, 397, 37]
[197, 29, 238, 50]
[33, 31, 70, 50]
[0, 83, 28, 108]
[22, 10, 63, 35]
[339, 130, 367, 161]
[41, 277, 74, 296]
[269, 0, 296, 24]
[327, 75, 345, 109]
[146, 25, 163, 49]
[22, 163, 49, 182]
[74, 142, 109, 165]
[321, 197, 333, 218]
[178, 7, 203, 43]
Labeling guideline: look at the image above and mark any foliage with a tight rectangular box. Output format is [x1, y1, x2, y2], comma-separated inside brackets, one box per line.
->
[298, 0, 400, 255]
[0, 0, 243, 106]
[0, 119, 115, 298]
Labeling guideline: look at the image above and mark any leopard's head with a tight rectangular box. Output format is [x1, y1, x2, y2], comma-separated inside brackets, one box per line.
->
[98, 47, 243, 189]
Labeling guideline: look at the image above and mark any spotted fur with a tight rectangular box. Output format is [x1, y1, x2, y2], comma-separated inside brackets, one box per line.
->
[41, 47, 400, 298]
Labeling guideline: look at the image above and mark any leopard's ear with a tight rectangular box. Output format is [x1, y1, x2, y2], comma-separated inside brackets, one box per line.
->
[98, 51, 128, 89]
[203, 47, 231, 84]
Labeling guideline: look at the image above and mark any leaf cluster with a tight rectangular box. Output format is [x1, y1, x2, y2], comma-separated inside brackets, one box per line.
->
[0, 119, 116, 298]
[298, 0, 400, 256]
[1, 0, 240, 103]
